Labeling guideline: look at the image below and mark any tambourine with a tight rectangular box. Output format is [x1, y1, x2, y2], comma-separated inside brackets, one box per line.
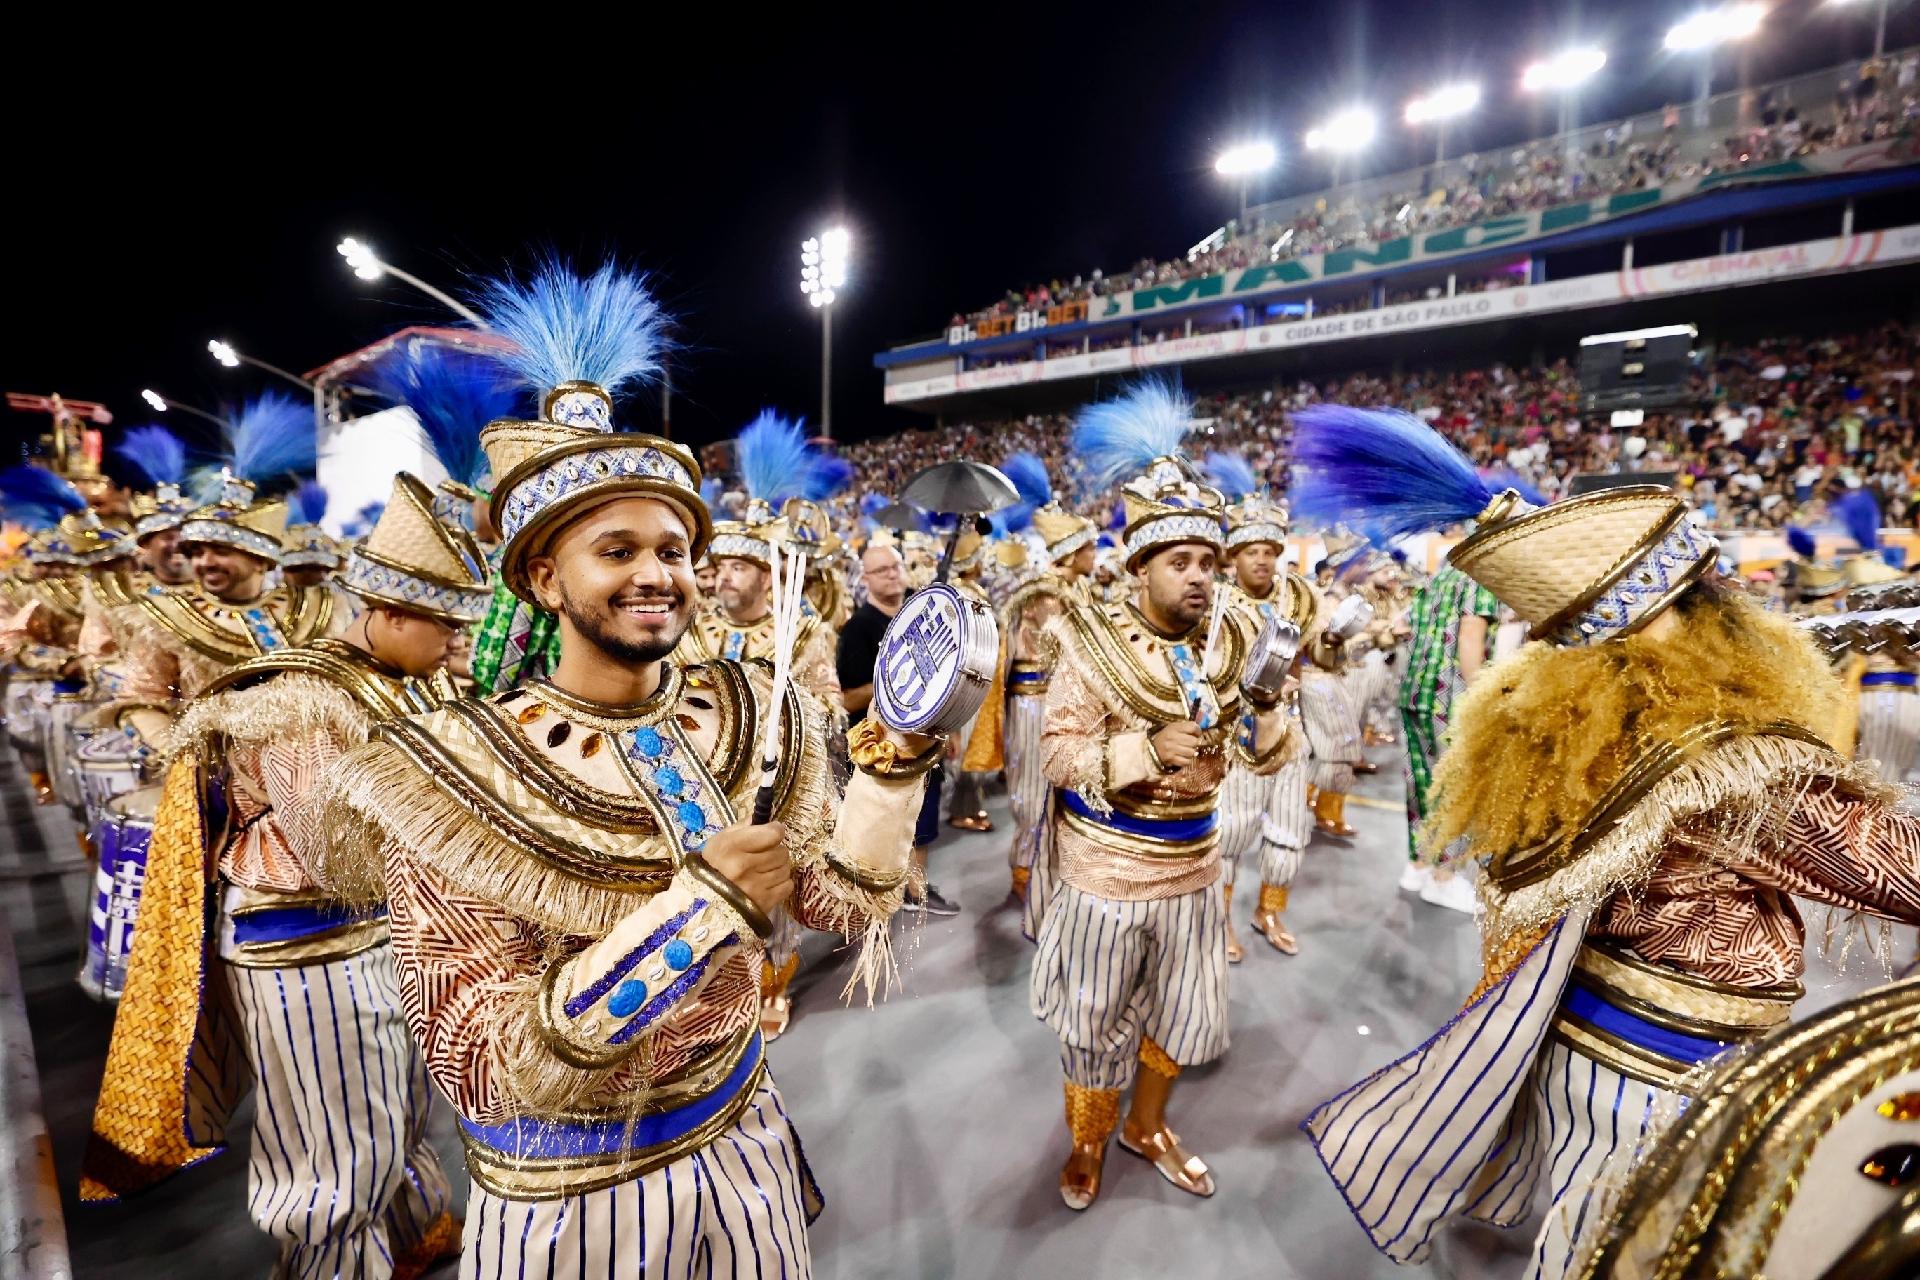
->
[1241, 613, 1301, 707]
[1326, 593, 1376, 641]
[871, 582, 1000, 736]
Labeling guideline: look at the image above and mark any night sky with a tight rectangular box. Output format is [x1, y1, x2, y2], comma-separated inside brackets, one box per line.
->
[7, 2, 1914, 463]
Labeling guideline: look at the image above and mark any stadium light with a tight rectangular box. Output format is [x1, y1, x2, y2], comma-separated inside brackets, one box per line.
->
[139, 389, 228, 429]
[207, 338, 314, 392]
[799, 226, 852, 438]
[1405, 83, 1481, 164]
[1664, 4, 1765, 52]
[1213, 141, 1278, 225]
[1305, 106, 1377, 154]
[1405, 83, 1481, 125]
[334, 236, 484, 324]
[1521, 46, 1607, 92]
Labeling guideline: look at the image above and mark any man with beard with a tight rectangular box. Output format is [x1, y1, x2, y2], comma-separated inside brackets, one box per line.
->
[115, 397, 334, 741]
[318, 263, 937, 1279]
[1030, 382, 1302, 1211]
[839, 537, 959, 915]
[82, 474, 481, 1280]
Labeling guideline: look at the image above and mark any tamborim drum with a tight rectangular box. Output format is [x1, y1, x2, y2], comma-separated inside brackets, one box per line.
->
[872, 582, 999, 737]
[1326, 592, 1376, 641]
[5, 674, 51, 752]
[1242, 613, 1302, 707]
[46, 690, 104, 814]
[81, 785, 159, 1004]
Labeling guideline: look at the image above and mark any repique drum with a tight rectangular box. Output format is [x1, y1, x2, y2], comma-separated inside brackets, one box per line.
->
[872, 582, 999, 736]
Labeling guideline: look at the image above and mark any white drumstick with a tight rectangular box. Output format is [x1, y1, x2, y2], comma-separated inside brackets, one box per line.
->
[752, 540, 808, 823]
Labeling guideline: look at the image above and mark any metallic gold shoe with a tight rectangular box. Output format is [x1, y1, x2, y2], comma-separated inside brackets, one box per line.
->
[949, 812, 993, 832]
[760, 992, 792, 1042]
[1119, 1125, 1215, 1198]
[1059, 1141, 1107, 1211]
[1252, 909, 1298, 956]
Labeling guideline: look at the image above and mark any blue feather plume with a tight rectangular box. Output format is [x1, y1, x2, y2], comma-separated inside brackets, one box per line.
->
[735, 412, 813, 506]
[292, 481, 329, 526]
[1290, 404, 1495, 545]
[187, 466, 226, 506]
[1001, 453, 1054, 508]
[361, 343, 524, 487]
[1836, 488, 1882, 551]
[119, 426, 188, 487]
[700, 477, 723, 509]
[1786, 526, 1817, 559]
[226, 393, 316, 485]
[990, 504, 1035, 535]
[472, 259, 667, 400]
[1071, 378, 1194, 490]
[802, 455, 855, 502]
[1204, 452, 1258, 503]
[342, 501, 386, 539]
[859, 493, 889, 519]
[0, 466, 87, 530]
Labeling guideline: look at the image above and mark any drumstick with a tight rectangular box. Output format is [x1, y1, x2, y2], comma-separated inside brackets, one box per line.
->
[752, 540, 807, 825]
[1199, 582, 1228, 690]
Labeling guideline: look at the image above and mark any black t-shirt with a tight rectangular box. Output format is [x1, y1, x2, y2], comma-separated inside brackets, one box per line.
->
[836, 598, 897, 725]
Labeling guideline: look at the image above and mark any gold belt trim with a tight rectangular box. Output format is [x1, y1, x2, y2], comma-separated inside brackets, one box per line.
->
[223, 917, 390, 969]
[1107, 789, 1219, 821]
[462, 1023, 762, 1201]
[1059, 804, 1215, 860]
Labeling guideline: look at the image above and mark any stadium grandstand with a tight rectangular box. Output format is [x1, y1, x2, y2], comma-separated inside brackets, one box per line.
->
[874, 48, 1920, 418]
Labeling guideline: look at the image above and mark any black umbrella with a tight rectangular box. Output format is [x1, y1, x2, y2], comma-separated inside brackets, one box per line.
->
[874, 501, 920, 532]
[899, 461, 1019, 516]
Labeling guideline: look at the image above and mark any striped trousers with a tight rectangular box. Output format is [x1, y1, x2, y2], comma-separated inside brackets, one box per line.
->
[1031, 883, 1230, 1091]
[460, 1078, 817, 1280]
[1300, 669, 1361, 795]
[1857, 688, 1920, 784]
[224, 944, 453, 1280]
[1006, 693, 1056, 941]
[1216, 754, 1311, 890]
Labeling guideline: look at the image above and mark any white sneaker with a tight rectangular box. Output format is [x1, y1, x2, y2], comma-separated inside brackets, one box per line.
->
[1420, 872, 1478, 914]
[1398, 863, 1432, 894]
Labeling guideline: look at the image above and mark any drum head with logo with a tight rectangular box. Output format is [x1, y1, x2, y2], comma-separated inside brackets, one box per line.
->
[872, 582, 998, 736]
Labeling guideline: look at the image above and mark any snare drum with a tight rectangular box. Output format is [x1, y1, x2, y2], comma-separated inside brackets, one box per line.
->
[81, 785, 160, 1003]
[46, 691, 106, 814]
[872, 582, 1000, 736]
[5, 674, 51, 752]
[78, 729, 151, 832]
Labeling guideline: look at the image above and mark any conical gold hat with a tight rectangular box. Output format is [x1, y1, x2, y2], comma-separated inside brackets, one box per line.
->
[341, 473, 492, 624]
[1117, 456, 1226, 572]
[481, 382, 710, 601]
[1449, 485, 1718, 647]
[1031, 504, 1096, 562]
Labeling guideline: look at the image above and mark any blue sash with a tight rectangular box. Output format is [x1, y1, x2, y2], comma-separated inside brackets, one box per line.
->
[229, 902, 388, 946]
[1862, 671, 1917, 688]
[1058, 789, 1217, 841]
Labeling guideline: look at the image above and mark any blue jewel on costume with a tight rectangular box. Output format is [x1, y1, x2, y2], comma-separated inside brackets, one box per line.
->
[677, 800, 707, 833]
[663, 939, 694, 972]
[634, 726, 664, 758]
[654, 765, 685, 797]
[608, 979, 645, 1018]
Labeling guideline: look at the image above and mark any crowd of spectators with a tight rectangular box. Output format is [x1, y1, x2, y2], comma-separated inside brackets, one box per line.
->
[950, 54, 1920, 336]
[842, 321, 1920, 534]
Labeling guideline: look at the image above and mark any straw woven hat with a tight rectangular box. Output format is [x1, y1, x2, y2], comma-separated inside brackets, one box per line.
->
[482, 382, 710, 601]
[1449, 485, 1718, 646]
[1844, 552, 1906, 588]
[1031, 505, 1096, 562]
[341, 473, 492, 624]
[180, 475, 289, 563]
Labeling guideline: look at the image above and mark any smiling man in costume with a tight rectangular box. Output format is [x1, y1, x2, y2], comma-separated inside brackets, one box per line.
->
[318, 262, 938, 1279]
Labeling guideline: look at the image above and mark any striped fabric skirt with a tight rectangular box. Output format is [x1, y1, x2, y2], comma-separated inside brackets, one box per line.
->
[1005, 693, 1048, 871]
[459, 1077, 817, 1280]
[1857, 685, 1920, 784]
[1300, 669, 1362, 794]
[1216, 765, 1268, 887]
[223, 944, 452, 1280]
[1030, 882, 1230, 1091]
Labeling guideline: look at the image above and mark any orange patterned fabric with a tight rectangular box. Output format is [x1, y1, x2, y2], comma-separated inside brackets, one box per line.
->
[1258, 883, 1289, 914]
[220, 728, 352, 893]
[1592, 776, 1920, 987]
[1064, 1082, 1122, 1145]
[1138, 1037, 1181, 1079]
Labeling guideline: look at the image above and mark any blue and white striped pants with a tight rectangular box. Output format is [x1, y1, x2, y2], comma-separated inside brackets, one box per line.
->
[1006, 693, 1055, 941]
[224, 944, 452, 1280]
[1031, 882, 1230, 1091]
[460, 1078, 816, 1280]
[1857, 687, 1920, 784]
[1217, 754, 1310, 890]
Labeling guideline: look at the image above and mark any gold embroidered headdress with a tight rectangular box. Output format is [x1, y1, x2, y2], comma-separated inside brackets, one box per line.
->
[474, 262, 708, 601]
[1071, 380, 1226, 572]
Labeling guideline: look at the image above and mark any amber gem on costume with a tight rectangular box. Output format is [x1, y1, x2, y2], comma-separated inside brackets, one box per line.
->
[517, 705, 545, 726]
[1876, 1092, 1920, 1122]
[1859, 1144, 1920, 1187]
[580, 733, 603, 759]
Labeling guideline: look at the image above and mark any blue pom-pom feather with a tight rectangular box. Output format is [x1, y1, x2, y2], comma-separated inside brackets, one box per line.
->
[119, 426, 188, 488]
[1001, 453, 1054, 508]
[1203, 452, 1258, 503]
[226, 393, 317, 486]
[360, 343, 524, 487]
[1836, 488, 1882, 552]
[1290, 404, 1494, 545]
[1786, 526, 1817, 559]
[0, 466, 87, 530]
[735, 412, 814, 506]
[292, 480, 329, 526]
[472, 259, 667, 400]
[1071, 377, 1194, 490]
